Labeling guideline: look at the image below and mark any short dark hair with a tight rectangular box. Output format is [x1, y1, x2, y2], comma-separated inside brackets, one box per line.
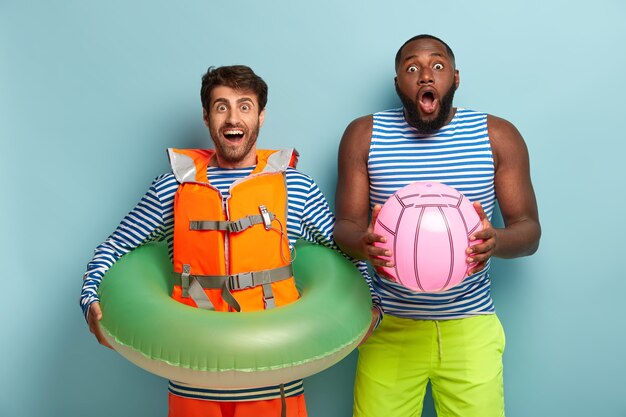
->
[394, 34, 456, 71]
[200, 65, 268, 113]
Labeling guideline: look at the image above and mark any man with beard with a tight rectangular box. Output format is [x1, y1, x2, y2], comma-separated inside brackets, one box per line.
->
[335, 35, 541, 417]
[80, 65, 357, 417]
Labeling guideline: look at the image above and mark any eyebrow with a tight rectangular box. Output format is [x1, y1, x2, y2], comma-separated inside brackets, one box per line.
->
[212, 97, 255, 106]
[403, 52, 447, 63]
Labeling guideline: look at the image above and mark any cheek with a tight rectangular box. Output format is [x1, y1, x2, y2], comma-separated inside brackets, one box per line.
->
[208, 114, 225, 128]
[244, 115, 260, 128]
[397, 76, 417, 92]
[396, 74, 410, 85]
[438, 72, 455, 85]
[207, 119, 223, 136]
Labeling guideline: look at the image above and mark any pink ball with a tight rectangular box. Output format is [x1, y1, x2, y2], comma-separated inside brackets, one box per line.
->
[373, 182, 482, 292]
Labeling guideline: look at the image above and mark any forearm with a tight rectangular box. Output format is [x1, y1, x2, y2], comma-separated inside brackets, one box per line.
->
[80, 236, 143, 317]
[79, 176, 173, 318]
[334, 218, 369, 260]
[334, 222, 384, 314]
[493, 218, 541, 259]
[299, 177, 382, 311]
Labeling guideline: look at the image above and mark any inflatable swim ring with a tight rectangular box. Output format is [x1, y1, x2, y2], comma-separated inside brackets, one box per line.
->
[98, 240, 372, 388]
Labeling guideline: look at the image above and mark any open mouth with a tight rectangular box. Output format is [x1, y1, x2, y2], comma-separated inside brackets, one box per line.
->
[418, 91, 438, 114]
[223, 128, 245, 141]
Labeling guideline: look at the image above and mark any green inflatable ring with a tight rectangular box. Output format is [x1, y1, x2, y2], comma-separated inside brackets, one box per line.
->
[98, 241, 372, 388]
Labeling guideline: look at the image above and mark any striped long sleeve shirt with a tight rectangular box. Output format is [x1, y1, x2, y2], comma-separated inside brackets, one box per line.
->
[80, 164, 377, 402]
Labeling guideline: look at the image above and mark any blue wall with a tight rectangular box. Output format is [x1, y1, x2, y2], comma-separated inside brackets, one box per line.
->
[1, 1, 625, 416]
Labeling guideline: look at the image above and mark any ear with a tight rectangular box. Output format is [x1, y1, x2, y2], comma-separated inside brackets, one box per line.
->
[202, 108, 210, 128]
[454, 69, 460, 90]
[259, 109, 266, 128]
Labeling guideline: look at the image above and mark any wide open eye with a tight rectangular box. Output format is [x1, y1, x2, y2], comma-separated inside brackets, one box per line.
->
[240, 104, 251, 112]
[407, 65, 418, 73]
[433, 63, 444, 70]
[216, 104, 228, 112]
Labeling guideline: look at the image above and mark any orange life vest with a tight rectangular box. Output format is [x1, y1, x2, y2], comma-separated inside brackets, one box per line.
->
[167, 148, 300, 312]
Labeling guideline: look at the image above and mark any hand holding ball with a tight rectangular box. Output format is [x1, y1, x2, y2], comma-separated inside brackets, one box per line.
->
[373, 182, 482, 292]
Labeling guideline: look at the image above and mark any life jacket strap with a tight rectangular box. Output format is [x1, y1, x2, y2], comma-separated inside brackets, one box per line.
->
[280, 383, 287, 417]
[189, 211, 276, 233]
[174, 264, 293, 311]
[262, 283, 276, 310]
[181, 264, 191, 297]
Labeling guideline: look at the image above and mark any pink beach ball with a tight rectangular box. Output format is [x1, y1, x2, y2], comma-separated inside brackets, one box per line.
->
[373, 182, 482, 292]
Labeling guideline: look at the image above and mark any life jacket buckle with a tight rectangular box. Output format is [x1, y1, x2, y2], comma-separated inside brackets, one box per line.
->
[259, 205, 272, 230]
[228, 217, 252, 233]
[262, 283, 276, 309]
[229, 271, 254, 290]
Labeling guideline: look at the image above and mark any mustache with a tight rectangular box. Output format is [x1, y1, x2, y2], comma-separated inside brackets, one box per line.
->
[395, 84, 456, 134]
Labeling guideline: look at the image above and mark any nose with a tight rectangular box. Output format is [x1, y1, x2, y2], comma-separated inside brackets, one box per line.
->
[226, 108, 241, 124]
[418, 67, 434, 85]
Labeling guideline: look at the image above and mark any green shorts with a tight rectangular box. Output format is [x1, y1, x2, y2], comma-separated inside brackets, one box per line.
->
[353, 314, 506, 417]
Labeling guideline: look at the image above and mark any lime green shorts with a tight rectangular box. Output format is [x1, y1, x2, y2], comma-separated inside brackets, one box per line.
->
[353, 314, 506, 417]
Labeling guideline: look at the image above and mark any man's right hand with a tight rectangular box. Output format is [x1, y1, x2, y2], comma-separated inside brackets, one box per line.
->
[363, 205, 395, 270]
[87, 302, 114, 349]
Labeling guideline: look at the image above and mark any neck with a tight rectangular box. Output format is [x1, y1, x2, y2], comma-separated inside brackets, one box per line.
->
[211, 151, 258, 169]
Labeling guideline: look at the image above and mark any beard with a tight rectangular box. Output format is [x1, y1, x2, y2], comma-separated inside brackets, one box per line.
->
[211, 123, 260, 164]
[395, 83, 456, 134]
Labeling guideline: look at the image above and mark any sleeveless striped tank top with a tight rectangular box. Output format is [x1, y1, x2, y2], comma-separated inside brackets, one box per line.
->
[369, 107, 496, 319]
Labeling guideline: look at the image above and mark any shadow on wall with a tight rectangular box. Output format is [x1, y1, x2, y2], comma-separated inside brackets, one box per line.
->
[39, 302, 166, 417]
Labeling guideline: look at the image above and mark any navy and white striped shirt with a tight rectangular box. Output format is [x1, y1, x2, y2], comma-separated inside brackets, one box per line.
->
[80, 163, 375, 402]
[369, 108, 497, 320]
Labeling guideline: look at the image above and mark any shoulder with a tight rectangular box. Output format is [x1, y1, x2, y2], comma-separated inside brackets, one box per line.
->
[152, 172, 178, 187]
[486, 114, 520, 135]
[285, 168, 330, 198]
[486, 114, 526, 146]
[339, 114, 374, 165]
[285, 168, 316, 189]
[154, 171, 177, 183]
[341, 114, 373, 142]
[150, 172, 179, 197]
[486, 114, 529, 167]
[286, 167, 314, 181]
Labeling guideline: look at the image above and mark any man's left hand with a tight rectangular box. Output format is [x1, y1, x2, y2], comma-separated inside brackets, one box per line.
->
[466, 201, 497, 275]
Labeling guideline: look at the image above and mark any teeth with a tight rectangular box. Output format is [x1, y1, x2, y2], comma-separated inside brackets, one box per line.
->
[224, 129, 243, 135]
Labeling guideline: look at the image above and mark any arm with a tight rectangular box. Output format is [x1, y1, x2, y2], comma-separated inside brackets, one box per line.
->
[467, 115, 541, 273]
[334, 116, 393, 269]
[80, 175, 174, 346]
[334, 116, 388, 340]
[296, 170, 377, 284]
[296, 169, 383, 336]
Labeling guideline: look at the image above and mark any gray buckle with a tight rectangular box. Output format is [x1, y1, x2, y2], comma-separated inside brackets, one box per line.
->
[262, 283, 276, 309]
[228, 217, 253, 233]
[229, 271, 254, 290]
[181, 264, 191, 297]
[259, 205, 272, 230]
